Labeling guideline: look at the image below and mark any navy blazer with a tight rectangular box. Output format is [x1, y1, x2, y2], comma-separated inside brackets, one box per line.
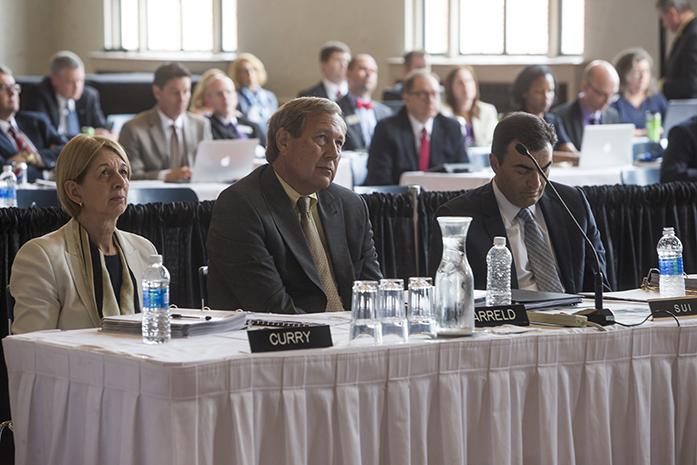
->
[0, 112, 66, 181]
[207, 114, 264, 146]
[207, 164, 383, 313]
[297, 82, 329, 99]
[22, 77, 107, 136]
[661, 115, 697, 182]
[336, 94, 392, 151]
[365, 108, 468, 185]
[429, 181, 608, 294]
[663, 17, 697, 100]
[551, 99, 620, 150]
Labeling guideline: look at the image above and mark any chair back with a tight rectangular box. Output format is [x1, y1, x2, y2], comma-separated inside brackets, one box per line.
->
[128, 188, 198, 204]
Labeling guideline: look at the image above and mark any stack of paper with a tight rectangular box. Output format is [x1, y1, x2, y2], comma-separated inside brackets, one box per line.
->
[102, 309, 247, 337]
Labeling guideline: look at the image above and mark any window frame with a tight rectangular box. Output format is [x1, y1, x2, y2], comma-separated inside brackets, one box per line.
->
[103, 0, 235, 53]
[415, 0, 582, 58]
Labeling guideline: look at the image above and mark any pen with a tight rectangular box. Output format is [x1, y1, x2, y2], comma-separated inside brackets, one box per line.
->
[171, 314, 213, 321]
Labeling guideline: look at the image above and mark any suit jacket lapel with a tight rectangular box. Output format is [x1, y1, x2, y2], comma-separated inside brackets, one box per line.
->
[0, 131, 16, 157]
[343, 103, 367, 148]
[318, 188, 353, 307]
[146, 109, 169, 168]
[480, 183, 519, 285]
[63, 219, 101, 326]
[260, 166, 324, 291]
[397, 109, 418, 170]
[430, 116, 444, 167]
[538, 188, 573, 291]
[183, 114, 198, 166]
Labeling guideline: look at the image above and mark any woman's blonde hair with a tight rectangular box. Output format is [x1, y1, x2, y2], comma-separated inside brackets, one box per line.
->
[55, 135, 131, 218]
[227, 53, 268, 88]
[189, 68, 227, 114]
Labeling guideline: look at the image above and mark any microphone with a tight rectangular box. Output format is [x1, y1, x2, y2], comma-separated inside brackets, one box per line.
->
[514, 143, 614, 326]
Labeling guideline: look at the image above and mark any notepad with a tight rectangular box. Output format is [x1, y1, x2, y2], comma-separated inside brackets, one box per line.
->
[101, 309, 247, 337]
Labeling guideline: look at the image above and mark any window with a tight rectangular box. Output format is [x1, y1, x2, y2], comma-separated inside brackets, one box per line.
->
[105, 0, 237, 53]
[421, 0, 584, 56]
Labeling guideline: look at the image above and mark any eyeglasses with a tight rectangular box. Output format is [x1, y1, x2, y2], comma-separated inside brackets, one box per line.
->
[408, 90, 439, 101]
[586, 81, 614, 101]
[0, 83, 21, 94]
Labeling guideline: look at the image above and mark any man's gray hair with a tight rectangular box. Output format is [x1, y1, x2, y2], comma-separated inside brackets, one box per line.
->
[656, 0, 693, 12]
[266, 97, 346, 163]
[49, 51, 84, 75]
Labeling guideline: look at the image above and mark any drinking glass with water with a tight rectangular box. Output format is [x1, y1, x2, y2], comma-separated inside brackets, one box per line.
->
[349, 280, 382, 344]
[407, 277, 435, 338]
[378, 278, 408, 343]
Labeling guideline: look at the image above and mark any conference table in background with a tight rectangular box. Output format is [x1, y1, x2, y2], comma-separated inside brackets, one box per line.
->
[399, 163, 662, 191]
[5, 301, 697, 465]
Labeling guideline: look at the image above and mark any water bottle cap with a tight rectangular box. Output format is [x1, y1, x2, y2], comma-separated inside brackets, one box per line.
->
[663, 227, 675, 235]
[493, 236, 506, 246]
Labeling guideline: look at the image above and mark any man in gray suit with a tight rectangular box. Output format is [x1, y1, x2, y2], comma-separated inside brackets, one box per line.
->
[118, 63, 211, 180]
[337, 54, 392, 151]
[552, 60, 620, 151]
[207, 97, 382, 313]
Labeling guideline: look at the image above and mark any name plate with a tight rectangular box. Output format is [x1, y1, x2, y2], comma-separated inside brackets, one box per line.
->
[649, 296, 697, 318]
[247, 324, 333, 353]
[474, 304, 529, 328]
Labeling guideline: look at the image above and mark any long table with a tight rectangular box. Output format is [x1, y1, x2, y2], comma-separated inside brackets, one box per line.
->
[4, 303, 697, 465]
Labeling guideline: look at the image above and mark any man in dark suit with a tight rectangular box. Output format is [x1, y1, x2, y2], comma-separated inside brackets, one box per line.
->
[0, 66, 66, 182]
[657, 0, 697, 100]
[201, 73, 263, 144]
[207, 97, 382, 313]
[297, 41, 351, 101]
[22, 51, 108, 138]
[430, 112, 606, 294]
[365, 69, 468, 185]
[552, 60, 620, 151]
[382, 50, 429, 102]
[337, 54, 392, 151]
[660, 115, 697, 181]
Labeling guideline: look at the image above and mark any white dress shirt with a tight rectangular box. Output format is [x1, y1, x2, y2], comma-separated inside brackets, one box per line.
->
[407, 114, 434, 153]
[322, 79, 348, 101]
[492, 179, 560, 291]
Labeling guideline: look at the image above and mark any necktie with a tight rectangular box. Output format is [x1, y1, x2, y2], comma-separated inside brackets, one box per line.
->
[7, 126, 27, 153]
[8, 126, 41, 165]
[226, 122, 246, 139]
[170, 124, 182, 168]
[356, 98, 373, 110]
[297, 196, 344, 311]
[588, 115, 599, 126]
[516, 207, 564, 292]
[418, 127, 430, 171]
[65, 101, 80, 136]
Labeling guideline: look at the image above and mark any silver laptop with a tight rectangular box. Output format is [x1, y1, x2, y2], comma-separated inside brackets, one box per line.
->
[579, 124, 635, 169]
[191, 139, 259, 183]
[663, 99, 697, 136]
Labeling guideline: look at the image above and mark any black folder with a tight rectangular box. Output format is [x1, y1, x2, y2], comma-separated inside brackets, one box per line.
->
[510, 289, 583, 310]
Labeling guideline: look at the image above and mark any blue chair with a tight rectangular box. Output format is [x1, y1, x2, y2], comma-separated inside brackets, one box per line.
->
[128, 187, 198, 204]
[17, 189, 59, 208]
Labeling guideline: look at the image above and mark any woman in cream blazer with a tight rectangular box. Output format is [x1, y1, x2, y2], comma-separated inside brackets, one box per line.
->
[10, 136, 156, 334]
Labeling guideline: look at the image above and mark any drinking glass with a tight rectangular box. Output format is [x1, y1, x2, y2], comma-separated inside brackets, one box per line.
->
[378, 278, 408, 343]
[349, 280, 382, 344]
[407, 277, 435, 338]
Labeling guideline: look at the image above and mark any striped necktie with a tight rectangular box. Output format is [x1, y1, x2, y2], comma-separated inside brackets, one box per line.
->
[517, 207, 564, 292]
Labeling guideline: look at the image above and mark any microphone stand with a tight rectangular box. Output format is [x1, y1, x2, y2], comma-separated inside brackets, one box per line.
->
[514, 143, 615, 326]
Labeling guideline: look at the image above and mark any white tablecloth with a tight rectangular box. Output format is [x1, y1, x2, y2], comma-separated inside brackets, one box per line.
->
[4, 305, 697, 465]
[399, 165, 652, 191]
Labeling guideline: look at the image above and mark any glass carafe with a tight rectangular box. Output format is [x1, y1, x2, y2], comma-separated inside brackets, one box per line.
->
[434, 216, 475, 336]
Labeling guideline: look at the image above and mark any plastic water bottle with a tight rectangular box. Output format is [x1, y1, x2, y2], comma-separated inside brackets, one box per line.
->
[486, 236, 512, 306]
[657, 227, 685, 297]
[142, 254, 171, 344]
[0, 165, 17, 208]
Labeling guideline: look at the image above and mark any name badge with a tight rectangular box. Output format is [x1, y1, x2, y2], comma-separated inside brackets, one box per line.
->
[345, 114, 361, 126]
[649, 296, 697, 318]
[474, 304, 529, 328]
[247, 324, 333, 353]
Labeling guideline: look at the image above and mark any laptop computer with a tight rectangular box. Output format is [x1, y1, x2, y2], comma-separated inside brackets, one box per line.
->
[579, 124, 635, 168]
[191, 139, 259, 183]
[663, 99, 697, 136]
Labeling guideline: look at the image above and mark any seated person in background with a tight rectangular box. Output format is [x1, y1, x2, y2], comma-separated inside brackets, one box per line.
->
[660, 115, 697, 181]
[22, 51, 109, 138]
[365, 69, 468, 185]
[201, 70, 263, 143]
[430, 112, 606, 293]
[228, 53, 278, 141]
[511, 65, 578, 160]
[552, 60, 620, 150]
[337, 54, 392, 151]
[10, 135, 156, 334]
[382, 50, 429, 101]
[611, 48, 667, 133]
[297, 41, 351, 101]
[442, 65, 498, 147]
[118, 63, 211, 181]
[207, 97, 382, 313]
[0, 65, 66, 182]
[189, 68, 225, 115]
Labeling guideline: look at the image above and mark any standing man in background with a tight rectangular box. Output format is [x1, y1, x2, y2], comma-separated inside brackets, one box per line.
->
[657, 0, 697, 100]
[297, 41, 351, 101]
